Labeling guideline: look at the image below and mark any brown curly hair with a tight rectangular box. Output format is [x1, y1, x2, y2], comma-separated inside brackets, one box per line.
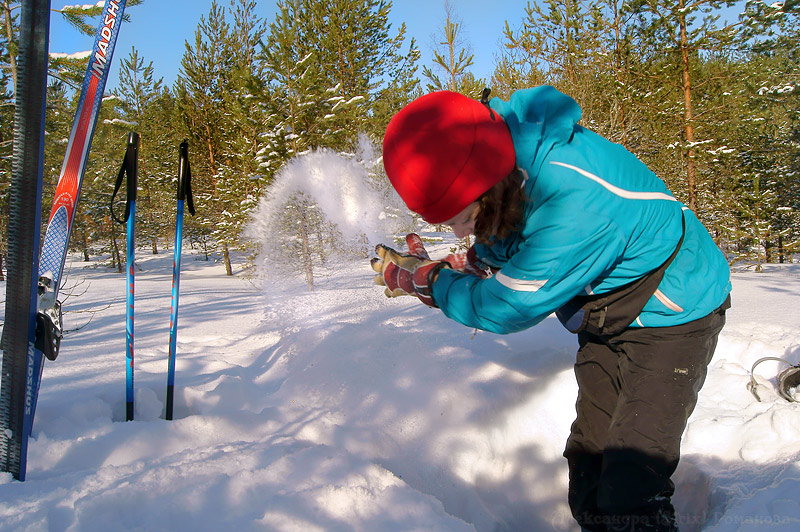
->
[473, 167, 528, 244]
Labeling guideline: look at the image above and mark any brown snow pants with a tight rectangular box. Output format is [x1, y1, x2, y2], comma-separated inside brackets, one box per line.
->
[564, 299, 728, 532]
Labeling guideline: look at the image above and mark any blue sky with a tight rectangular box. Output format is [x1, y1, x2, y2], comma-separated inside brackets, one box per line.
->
[48, 0, 526, 92]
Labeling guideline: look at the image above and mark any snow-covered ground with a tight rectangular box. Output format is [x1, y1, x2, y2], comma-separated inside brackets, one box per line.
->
[1, 243, 799, 531]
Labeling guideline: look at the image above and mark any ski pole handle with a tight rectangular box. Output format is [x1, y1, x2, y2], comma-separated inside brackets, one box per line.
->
[127, 132, 139, 203]
[110, 131, 140, 224]
[178, 140, 195, 215]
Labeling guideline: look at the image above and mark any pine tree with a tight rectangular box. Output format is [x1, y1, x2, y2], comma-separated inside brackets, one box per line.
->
[56, 0, 144, 36]
[259, 0, 418, 159]
[305, 0, 418, 148]
[497, 0, 606, 89]
[255, 0, 418, 289]
[259, 0, 335, 161]
[420, 2, 484, 247]
[176, 0, 267, 276]
[739, 0, 800, 263]
[492, 0, 626, 139]
[176, 1, 229, 270]
[214, 0, 268, 274]
[422, 1, 484, 98]
[306, 0, 382, 147]
[49, 1, 145, 89]
[84, 102, 129, 272]
[0, 1, 145, 270]
[362, 16, 419, 141]
[1, 1, 18, 94]
[626, 0, 742, 214]
[112, 47, 172, 254]
[701, 1, 799, 264]
[257, 1, 336, 289]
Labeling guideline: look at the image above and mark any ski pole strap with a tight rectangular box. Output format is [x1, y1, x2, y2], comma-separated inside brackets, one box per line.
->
[747, 356, 800, 403]
[178, 140, 195, 216]
[110, 132, 140, 224]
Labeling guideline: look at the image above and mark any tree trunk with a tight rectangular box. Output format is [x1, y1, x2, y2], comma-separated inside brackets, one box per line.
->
[135, 139, 159, 256]
[612, 0, 628, 148]
[110, 228, 123, 273]
[764, 230, 772, 264]
[315, 216, 326, 265]
[82, 234, 90, 261]
[201, 236, 210, 261]
[222, 240, 233, 276]
[679, 5, 698, 212]
[300, 207, 314, 291]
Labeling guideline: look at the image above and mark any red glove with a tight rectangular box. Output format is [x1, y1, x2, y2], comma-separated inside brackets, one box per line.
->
[371, 233, 449, 307]
[406, 232, 431, 260]
[445, 246, 491, 278]
[404, 234, 492, 278]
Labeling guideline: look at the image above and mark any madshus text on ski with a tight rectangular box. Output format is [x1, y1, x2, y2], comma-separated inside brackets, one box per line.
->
[91, 1, 122, 79]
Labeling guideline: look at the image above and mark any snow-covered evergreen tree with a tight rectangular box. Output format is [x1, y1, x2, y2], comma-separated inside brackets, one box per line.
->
[176, 0, 267, 276]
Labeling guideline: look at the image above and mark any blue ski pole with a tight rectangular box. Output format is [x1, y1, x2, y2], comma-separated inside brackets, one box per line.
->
[111, 132, 140, 421]
[166, 141, 195, 421]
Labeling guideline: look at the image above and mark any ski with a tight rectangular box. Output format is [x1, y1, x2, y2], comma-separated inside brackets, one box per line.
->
[39, 0, 127, 308]
[166, 141, 195, 421]
[4, 0, 127, 479]
[110, 132, 140, 421]
[0, 0, 51, 482]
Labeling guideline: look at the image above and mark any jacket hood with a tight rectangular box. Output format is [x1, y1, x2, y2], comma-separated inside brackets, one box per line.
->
[489, 86, 582, 177]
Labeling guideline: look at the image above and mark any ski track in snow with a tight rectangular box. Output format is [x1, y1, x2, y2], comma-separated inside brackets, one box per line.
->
[1, 245, 800, 532]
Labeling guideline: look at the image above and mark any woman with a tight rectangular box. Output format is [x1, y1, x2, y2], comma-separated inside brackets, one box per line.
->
[372, 87, 731, 532]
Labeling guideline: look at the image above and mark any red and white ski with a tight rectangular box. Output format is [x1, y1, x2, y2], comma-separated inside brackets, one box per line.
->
[26, 0, 128, 469]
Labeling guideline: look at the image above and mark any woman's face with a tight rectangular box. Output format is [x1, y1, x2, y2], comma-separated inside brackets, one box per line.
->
[443, 202, 480, 239]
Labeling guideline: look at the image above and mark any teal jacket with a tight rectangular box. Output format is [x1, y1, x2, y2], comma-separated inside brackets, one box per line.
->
[431, 86, 732, 334]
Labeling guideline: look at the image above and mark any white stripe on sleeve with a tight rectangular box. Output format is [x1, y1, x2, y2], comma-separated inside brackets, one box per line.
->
[495, 271, 548, 292]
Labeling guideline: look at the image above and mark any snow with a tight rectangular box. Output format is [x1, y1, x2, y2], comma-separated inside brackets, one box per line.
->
[246, 145, 412, 276]
[49, 51, 93, 60]
[61, 2, 105, 11]
[1, 251, 798, 531]
[2, 153, 800, 531]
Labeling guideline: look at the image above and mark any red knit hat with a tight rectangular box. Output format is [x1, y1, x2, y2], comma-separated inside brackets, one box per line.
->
[382, 91, 516, 224]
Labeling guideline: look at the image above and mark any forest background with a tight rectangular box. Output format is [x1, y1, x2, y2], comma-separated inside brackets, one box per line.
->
[0, 0, 798, 285]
